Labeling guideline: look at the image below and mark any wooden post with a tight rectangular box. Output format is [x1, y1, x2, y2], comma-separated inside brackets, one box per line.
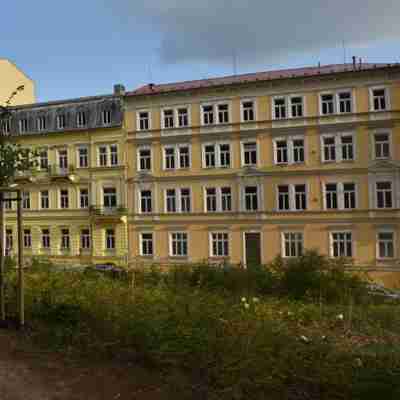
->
[0, 192, 5, 321]
[17, 190, 24, 327]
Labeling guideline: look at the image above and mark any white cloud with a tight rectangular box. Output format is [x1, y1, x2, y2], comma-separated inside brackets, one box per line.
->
[117, 0, 400, 66]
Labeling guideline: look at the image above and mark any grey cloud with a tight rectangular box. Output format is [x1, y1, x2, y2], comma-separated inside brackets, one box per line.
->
[119, 0, 400, 65]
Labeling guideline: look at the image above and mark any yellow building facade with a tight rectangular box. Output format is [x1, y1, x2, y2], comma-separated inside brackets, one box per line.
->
[3, 92, 128, 265]
[124, 63, 400, 286]
[0, 59, 36, 106]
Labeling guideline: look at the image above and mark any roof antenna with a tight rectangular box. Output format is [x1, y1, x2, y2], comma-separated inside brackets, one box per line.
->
[232, 49, 238, 76]
[342, 40, 347, 64]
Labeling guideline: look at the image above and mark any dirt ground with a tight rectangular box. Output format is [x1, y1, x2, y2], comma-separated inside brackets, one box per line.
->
[0, 329, 186, 400]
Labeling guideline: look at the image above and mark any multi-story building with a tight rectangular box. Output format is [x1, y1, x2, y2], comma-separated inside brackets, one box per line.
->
[2, 89, 128, 265]
[124, 62, 400, 285]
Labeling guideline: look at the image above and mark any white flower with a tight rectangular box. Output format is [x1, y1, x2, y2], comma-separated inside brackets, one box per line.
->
[287, 311, 293, 316]
[300, 335, 310, 343]
[337, 314, 344, 320]
[241, 297, 247, 303]
[244, 303, 250, 309]
[252, 297, 259, 303]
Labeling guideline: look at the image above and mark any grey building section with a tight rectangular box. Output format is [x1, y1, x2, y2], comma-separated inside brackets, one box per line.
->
[5, 94, 123, 136]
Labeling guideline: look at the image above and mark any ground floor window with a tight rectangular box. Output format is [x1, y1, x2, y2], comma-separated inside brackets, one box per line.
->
[105, 229, 115, 250]
[282, 232, 303, 257]
[170, 232, 188, 257]
[60, 228, 70, 250]
[42, 229, 50, 249]
[210, 232, 229, 257]
[140, 232, 153, 256]
[23, 229, 32, 248]
[377, 231, 394, 259]
[331, 232, 352, 258]
[80, 229, 91, 250]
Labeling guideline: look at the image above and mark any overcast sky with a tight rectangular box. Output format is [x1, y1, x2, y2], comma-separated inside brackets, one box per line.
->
[1, 0, 399, 102]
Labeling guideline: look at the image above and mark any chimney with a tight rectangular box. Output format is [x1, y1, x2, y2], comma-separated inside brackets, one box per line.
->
[113, 84, 126, 95]
[359, 57, 362, 70]
[352, 56, 356, 70]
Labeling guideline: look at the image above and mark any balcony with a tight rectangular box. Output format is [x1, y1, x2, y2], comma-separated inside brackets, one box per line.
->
[90, 205, 128, 223]
[48, 165, 79, 182]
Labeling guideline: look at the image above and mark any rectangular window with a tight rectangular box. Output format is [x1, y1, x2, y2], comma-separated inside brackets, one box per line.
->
[138, 147, 151, 171]
[341, 135, 354, 161]
[274, 97, 286, 119]
[103, 187, 117, 208]
[211, 232, 229, 257]
[60, 189, 69, 209]
[60, 228, 70, 250]
[23, 229, 32, 248]
[140, 233, 153, 256]
[290, 96, 303, 117]
[42, 229, 50, 249]
[170, 232, 188, 257]
[39, 149, 48, 170]
[204, 144, 216, 168]
[242, 101, 255, 122]
[219, 143, 231, 168]
[77, 111, 87, 127]
[177, 108, 189, 127]
[278, 185, 290, 211]
[372, 88, 387, 111]
[338, 92, 352, 113]
[5, 229, 12, 254]
[242, 142, 257, 166]
[283, 232, 303, 257]
[40, 190, 49, 209]
[80, 229, 91, 250]
[78, 146, 89, 168]
[217, 104, 229, 124]
[178, 146, 190, 168]
[37, 116, 46, 131]
[323, 136, 336, 161]
[98, 146, 108, 166]
[110, 144, 118, 166]
[325, 183, 338, 209]
[331, 232, 352, 257]
[2, 118, 11, 135]
[140, 190, 152, 213]
[377, 231, 394, 259]
[164, 147, 175, 170]
[102, 109, 112, 126]
[105, 229, 115, 250]
[343, 183, 356, 209]
[276, 140, 288, 164]
[163, 109, 174, 128]
[294, 184, 307, 210]
[57, 114, 66, 129]
[22, 191, 30, 209]
[293, 139, 305, 163]
[321, 93, 334, 115]
[376, 182, 393, 209]
[138, 111, 150, 130]
[58, 149, 68, 170]
[80, 188, 89, 209]
[166, 189, 177, 213]
[374, 133, 390, 159]
[221, 187, 232, 211]
[244, 186, 259, 211]
[206, 188, 217, 212]
[202, 105, 214, 125]
[180, 188, 191, 212]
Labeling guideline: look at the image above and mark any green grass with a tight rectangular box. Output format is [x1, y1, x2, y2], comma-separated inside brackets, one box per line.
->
[4, 254, 400, 399]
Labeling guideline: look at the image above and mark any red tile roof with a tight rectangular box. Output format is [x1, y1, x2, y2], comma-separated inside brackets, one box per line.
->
[127, 62, 399, 97]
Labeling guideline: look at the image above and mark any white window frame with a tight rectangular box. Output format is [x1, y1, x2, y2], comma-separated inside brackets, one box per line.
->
[336, 90, 354, 114]
[203, 186, 233, 213]
[161, 108, 175, 129]
[276, 183, 308, 212]
[177, 106, 190, 128]
[105, 229, 116, 250]
[202, 142, 232, 169]
[369, 86, 390, 112]
[137, 145, 152, 172]
[59, 189, 69, 209]
[376, 230, 396, 260]
[77, 145, 89, 168]
[201, 104, 215, 126]
[329, 231, 353, 258]
[240, 99, 256, 122]
[79, 188, 90, 209]
[80, 228, 91, 250]
[209, 232, 230, 258]
[372, 130, 392, 160]
[240, 140, 258, 167]
[319, 92, 335, 115]
[139, 232, 154, 257]
[323, 182, 357, 210]
[102, 187, 118, 209]
[137, 110, 151, 131]
[164, 187, 191, 213]
[273, 135, 305, 165]
[162, 144, 191, 170]
[281, 231, 304, 258]
[289, 95, 305, 118]
[375, 180, 394, 209]
[138, 189, 153, 214]
[272, 96, 287, 120]
[242, 185, 261, 212]
[40, 190, 50, 210]
[320, 132, 355, 163]
[169, 232, 189, 257]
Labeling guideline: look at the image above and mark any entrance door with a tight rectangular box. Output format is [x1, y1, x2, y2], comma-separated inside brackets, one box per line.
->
[245, 232, 261, 267]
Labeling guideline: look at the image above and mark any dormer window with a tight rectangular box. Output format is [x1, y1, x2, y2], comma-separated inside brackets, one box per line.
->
[77, 111, 87, 127]
[57, 114, 66, 129]
[102, 109, 112, 126]
[19, 118, 28, 134]
[37, 116, 46, 131]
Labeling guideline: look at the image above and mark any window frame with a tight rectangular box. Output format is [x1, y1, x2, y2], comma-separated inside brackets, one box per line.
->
[320, 132, 355, 163]
[137, 145, 152, 172]
[209, 231, 230, 258]
[288, 95, 305, 118]
[369, 86, 390, 112]
[281, 231, 304, 258]
[240, 99, 256, 122]
[240, 140, 258, 167]
[137, 110, 151, 131]
[376, 230, 396, 260]
[323, 181, 357, 210]
[329, 231, 353, 258]
[372, 130, 392, 160]
[273, 135, 305, 165]
[169, 231, 189, 257]
[139, 232, 154, 257]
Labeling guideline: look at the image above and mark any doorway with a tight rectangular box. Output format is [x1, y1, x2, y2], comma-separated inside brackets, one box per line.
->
[244, 232, 261, 267]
